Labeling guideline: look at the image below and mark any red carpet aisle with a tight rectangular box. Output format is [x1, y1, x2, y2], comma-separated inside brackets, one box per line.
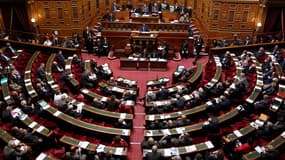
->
[82, 54, 208, 159]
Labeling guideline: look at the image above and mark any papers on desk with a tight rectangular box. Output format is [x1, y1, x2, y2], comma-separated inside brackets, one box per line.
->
[254, 146, 265, 153]
[96, 144, 105, 153]
[176, 127, 185, 134]
[120, 113, 127, 119]
[24, 79, 31, 83]
[65, 65, 71, 70]
[29, 121, 38, 128]
[101, 97, 108, 102]
[246, 98, 254, 104]
[205, 141, 214, 149]
[281, 131, 285, 138]
[164, 147, 179, 156]
[4, 96, 11, 101]
[233, 130, 242, 137]
[77, 103, 84, 113]
[121, 129, 130, 136]
[78, 141, 89, 149]
[36, 153, 47, 160]
[11, 108, 22, 118]
[250, 122, 259, 129]
[206, 101, 213, 106]
[36, 126, 45, 133]
[53, 111, 62, 117]
[81, 89, 89, 94]
[185, 145, 197, 152]
[25, 70, 31, 74]
[161, 129, 171, 135]
[148, 115, 155, 121]
[42, 104, 50, 110]
[18, 114, 27, 120]
[149, 58, 158, 61]
[146, 130, 153, 136]
[28, 90, 35, 95]
[115, 147, 124, 155]
[158, 58, 167, 62]
[122, 100, 134, 106]
[255, 119, 264, 127]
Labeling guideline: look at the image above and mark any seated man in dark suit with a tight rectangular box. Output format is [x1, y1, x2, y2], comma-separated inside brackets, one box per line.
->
[80, 70, 96, 88]
[140, 24, 150, 32]
[52, 61, 64, 73]
[156, 87, 169, 100]
[145, 145, 163, 160]
[202, 117, 219, 133]
[36, 63, 46, 81]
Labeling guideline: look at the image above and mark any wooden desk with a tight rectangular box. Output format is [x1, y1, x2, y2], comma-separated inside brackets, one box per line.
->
[0, 126, 15, 143]
[210, 41, 285, 56]
[19, 114, 53, 138]
[120, 57, 167, 71]
[36, 153, 58, 160]
[0, 39, 78, 55]
[24, 51, 39, 99]
[80, 88, 134, 120]
[242, 133, 285, 160]
[1, 77, 14, 105]
[188, 63, 203, 84]
[60, 135, 128, 156]
[38, 100, 131, 137]
[98, 81, 138, 98]
[65, 56, 80, 89]
[131, 15, 160, 23]
[143, 141, 214, 157]
[145, 107, 241, 137]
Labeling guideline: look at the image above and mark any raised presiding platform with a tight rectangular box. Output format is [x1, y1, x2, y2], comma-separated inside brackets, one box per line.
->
[120, 57, 168, 71]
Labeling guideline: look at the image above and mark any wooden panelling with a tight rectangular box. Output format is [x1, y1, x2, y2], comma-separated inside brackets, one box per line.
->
[29, 0, 263, 39]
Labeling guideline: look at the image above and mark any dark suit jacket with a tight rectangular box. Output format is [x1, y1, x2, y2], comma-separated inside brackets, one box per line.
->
[145, 151, 163, 160]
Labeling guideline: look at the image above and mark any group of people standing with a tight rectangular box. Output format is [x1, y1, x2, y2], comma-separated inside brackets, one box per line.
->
[82, 26, 110, 56]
